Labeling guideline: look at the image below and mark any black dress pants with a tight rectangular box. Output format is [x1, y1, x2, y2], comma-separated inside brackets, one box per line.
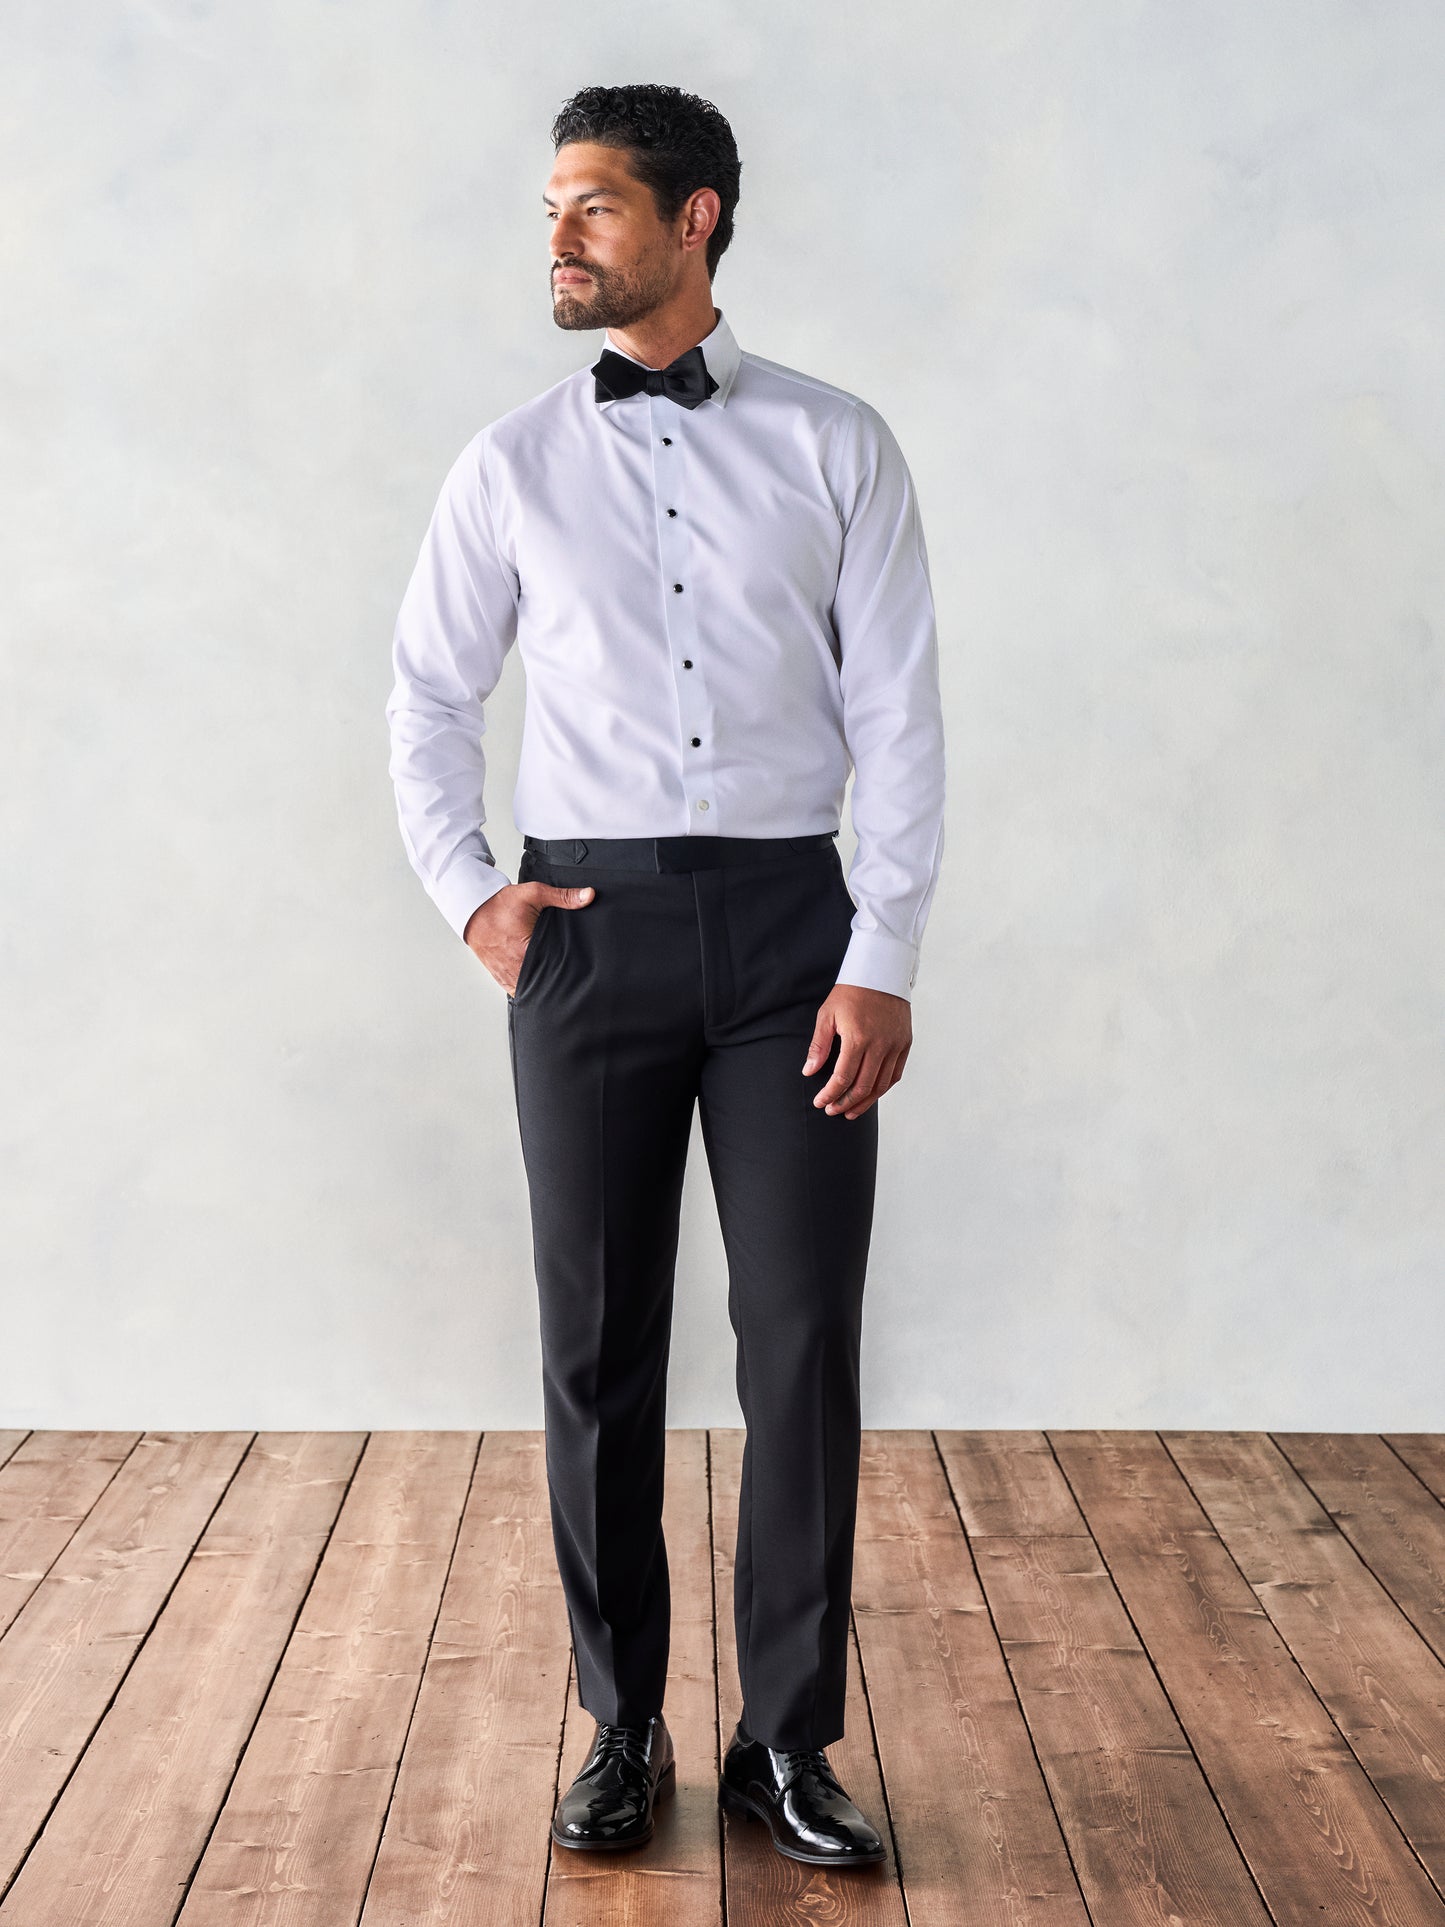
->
[506, 830, 879, 1751]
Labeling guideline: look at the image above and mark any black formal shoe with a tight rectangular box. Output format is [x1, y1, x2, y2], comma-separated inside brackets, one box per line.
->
[719, 1721, 886, 1866]
[550, 1714, 676, 1850]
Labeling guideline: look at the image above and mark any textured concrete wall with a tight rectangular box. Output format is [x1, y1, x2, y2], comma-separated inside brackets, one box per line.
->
[3, 1, 1442, 1427]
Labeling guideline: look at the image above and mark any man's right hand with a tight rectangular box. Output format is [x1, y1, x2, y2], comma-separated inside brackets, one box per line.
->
[463, 882, 596, 995]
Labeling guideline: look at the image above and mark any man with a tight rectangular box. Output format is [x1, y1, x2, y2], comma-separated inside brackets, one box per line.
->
[385, 84, 945, 1868]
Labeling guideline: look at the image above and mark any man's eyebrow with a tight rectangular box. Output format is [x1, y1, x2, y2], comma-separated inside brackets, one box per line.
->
[542, 186, 622, 207]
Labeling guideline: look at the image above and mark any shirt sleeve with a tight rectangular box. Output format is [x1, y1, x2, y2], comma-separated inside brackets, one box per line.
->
[385, 430, 520, 940]
[828, 398, 947, 1001]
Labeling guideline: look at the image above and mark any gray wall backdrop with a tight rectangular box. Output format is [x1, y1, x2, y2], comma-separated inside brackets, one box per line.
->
[3, 3, 1442, 1430]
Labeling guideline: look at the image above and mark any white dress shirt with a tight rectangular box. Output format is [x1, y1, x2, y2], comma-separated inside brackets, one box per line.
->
[385, 305, 945, 999]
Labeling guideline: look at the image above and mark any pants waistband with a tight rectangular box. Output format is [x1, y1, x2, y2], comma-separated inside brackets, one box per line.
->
[522, 831, 838, 872]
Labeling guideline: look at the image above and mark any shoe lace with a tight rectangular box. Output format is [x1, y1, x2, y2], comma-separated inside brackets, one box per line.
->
[591, 1721, 654, 1776]
[774, 1744, 845, 1796]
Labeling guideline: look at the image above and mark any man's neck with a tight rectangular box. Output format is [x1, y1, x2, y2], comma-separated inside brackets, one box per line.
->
[607, 303, 719, 371]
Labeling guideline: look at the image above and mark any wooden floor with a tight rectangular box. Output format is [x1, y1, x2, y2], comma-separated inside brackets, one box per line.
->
[0, 1430, 1444, 1924]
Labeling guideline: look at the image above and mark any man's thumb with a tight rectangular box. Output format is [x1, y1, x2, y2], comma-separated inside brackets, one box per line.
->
[547, 884, 595, 909]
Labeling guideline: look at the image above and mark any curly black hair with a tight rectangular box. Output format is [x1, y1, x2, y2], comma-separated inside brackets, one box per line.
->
[551, 84, 742, 280]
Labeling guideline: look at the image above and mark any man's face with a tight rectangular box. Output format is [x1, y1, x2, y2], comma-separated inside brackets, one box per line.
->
[544, 141, 680, 332]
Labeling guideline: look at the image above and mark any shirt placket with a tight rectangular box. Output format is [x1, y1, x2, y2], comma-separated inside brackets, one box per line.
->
[649, 395, 718, 832]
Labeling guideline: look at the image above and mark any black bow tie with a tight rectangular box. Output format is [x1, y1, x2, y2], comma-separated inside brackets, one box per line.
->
[592, 343, 719, 410]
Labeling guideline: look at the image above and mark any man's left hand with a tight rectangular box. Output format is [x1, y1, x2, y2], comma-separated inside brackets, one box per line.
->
[803, 983, 913, 1120]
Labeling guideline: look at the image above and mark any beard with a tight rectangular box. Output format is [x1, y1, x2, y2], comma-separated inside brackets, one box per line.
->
[551, 252, 676, 332]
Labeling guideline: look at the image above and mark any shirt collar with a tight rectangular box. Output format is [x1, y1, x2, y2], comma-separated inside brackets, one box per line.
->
[596, 305, 742, 409]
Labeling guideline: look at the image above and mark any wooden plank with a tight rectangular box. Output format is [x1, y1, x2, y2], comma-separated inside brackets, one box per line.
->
[177, 1431, 479, 1926]
[1387, 1439, 1445, 1509]
[0, 1433, 363, 1925]
[543, 1428, 721, 1925]
[851, 1429, 1089, 1927]
[935, 1427, 1083, 1541]
[1053, 1429, 1445, 1926]
[1164, 1429, 1445, 1895]
[941, 1430, 1273, 1925]
[0, 1431, 141, 1635]
[0, 1429, 252, 1886]
[360, 1432, 572, 1926]
[0, 1435, 29, 1473]
[1275, 1434, 1445, 1666]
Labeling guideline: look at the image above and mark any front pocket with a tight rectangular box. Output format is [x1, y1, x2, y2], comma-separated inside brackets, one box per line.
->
[511, 904, 555, 1000]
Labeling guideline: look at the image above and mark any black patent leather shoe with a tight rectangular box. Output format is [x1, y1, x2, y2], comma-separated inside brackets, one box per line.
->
[551, 1714, 676, 1850]
[719, 1721, 886, 1866]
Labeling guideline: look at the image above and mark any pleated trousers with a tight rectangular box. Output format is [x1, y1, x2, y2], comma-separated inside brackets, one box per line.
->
[506, 829, 879, 1750]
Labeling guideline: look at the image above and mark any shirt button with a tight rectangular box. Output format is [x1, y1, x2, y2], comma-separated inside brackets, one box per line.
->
[667, 508, 677, 516]
[661, 436, 672, 445]
[697, 799, 709, 812]
[690, 736, 701, 746]
[683, 658, 692, 668]
[673, 583, 684, 593]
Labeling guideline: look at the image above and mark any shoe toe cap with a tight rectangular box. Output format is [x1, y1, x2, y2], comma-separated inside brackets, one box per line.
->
[555, 1806, 648, 1845]
[557, 1794, 638, 1833]
[784, 1793, 884, 1858]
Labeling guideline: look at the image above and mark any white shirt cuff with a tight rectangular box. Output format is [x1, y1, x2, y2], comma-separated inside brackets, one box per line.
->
[834, 928, 920, 1001]
[435, 856, 514, 940]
